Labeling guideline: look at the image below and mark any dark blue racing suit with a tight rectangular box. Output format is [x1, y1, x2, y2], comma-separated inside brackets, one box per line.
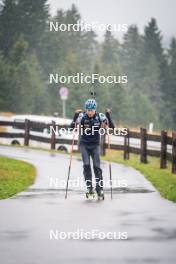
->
[71, 111, 115, 193]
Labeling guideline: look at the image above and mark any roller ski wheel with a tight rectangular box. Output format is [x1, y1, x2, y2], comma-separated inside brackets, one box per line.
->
[97, 190, 105, 200]
[86, 190, 95, 200]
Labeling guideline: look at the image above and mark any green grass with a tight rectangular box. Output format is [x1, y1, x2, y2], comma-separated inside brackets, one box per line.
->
[0, 156, 36, 199]
[102, 150, 176, 202]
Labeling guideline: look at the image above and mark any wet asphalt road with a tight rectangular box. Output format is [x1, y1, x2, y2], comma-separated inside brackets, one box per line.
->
[0, 145, 176, 264]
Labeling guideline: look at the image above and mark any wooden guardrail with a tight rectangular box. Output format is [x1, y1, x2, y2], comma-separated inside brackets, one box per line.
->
[101, 127, 176, 174]
[0, 119, 176, 174]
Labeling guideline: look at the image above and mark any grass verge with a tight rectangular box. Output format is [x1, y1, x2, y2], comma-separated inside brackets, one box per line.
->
[103, 150, 176, 202]
[0, 156, 36, 199]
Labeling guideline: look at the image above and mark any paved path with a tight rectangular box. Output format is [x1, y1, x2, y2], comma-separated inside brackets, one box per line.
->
[0, 145, 176, 264]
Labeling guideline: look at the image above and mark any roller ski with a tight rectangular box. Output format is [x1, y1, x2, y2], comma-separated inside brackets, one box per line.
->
[97, 190, 105, 200]
[86, 189, 95, 200]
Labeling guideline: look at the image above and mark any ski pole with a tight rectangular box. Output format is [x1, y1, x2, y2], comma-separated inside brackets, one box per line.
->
[107, 126, 113, 199]
[65, 124, 77, 199]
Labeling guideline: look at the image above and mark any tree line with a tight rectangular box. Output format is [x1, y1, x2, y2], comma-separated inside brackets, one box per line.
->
[0, 0, 176, 130]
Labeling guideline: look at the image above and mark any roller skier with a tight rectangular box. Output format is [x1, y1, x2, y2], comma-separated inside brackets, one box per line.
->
[70, 98, 115, 200]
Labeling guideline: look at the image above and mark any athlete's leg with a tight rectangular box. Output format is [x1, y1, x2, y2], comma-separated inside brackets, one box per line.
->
[80, 143, 93, 191]
[90, 144, 103, 193]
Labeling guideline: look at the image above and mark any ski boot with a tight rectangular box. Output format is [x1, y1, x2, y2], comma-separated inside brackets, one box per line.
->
[97, 190, 105, 200]
[86, 189, 95, 200]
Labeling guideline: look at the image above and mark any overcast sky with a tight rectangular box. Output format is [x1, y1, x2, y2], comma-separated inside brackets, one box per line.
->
[48, 0, 176, 45]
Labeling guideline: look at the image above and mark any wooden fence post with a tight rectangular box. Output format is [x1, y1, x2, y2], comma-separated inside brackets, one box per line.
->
[101, 133, 106, 156]
[140, 127, 147, 163]
[160, 130, 167, 169]
[124, 128, 130, 160]
[172, 132, 176, 174]
[24, 119, 30, 146]
[51, 121, 56, 150]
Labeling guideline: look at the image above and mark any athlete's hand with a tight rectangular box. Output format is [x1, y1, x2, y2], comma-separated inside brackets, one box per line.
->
[73, 109, 82, 122]
[105, 108, 112, 114]
[75, 109, 83, 114]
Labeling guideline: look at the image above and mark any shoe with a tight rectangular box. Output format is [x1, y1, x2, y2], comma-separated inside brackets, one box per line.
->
[86, 189, 95, 199]
[97, 190, 105, 200]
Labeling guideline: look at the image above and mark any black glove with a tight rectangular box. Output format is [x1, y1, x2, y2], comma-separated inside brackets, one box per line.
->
[105, 108, 115, 129]
[105, 108, 112, 117]
[73, 109, 82, 122]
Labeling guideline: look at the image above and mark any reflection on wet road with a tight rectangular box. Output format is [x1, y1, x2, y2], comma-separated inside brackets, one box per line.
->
[0, 145, 176, 264]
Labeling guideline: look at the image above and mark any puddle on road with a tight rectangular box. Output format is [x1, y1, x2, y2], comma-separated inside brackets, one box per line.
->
[123, 258, 163, 263]
[64, 258, 167, 264]
[126, 233, 176, 242]
[112, 187, 154, 193]
[152, 227, 176, 240]
[10, 187, 154, 199]
[0, 229, 30, 240]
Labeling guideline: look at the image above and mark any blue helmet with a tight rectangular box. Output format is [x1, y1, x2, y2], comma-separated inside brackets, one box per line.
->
[85, 99, 97, 110]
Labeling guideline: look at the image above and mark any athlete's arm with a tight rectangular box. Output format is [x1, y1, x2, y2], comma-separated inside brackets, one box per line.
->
[98, 113, 108, 128]
[99, 110, 115, 129]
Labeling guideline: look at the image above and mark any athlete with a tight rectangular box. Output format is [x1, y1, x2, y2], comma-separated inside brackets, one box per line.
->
[71, 98, 115, 199]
